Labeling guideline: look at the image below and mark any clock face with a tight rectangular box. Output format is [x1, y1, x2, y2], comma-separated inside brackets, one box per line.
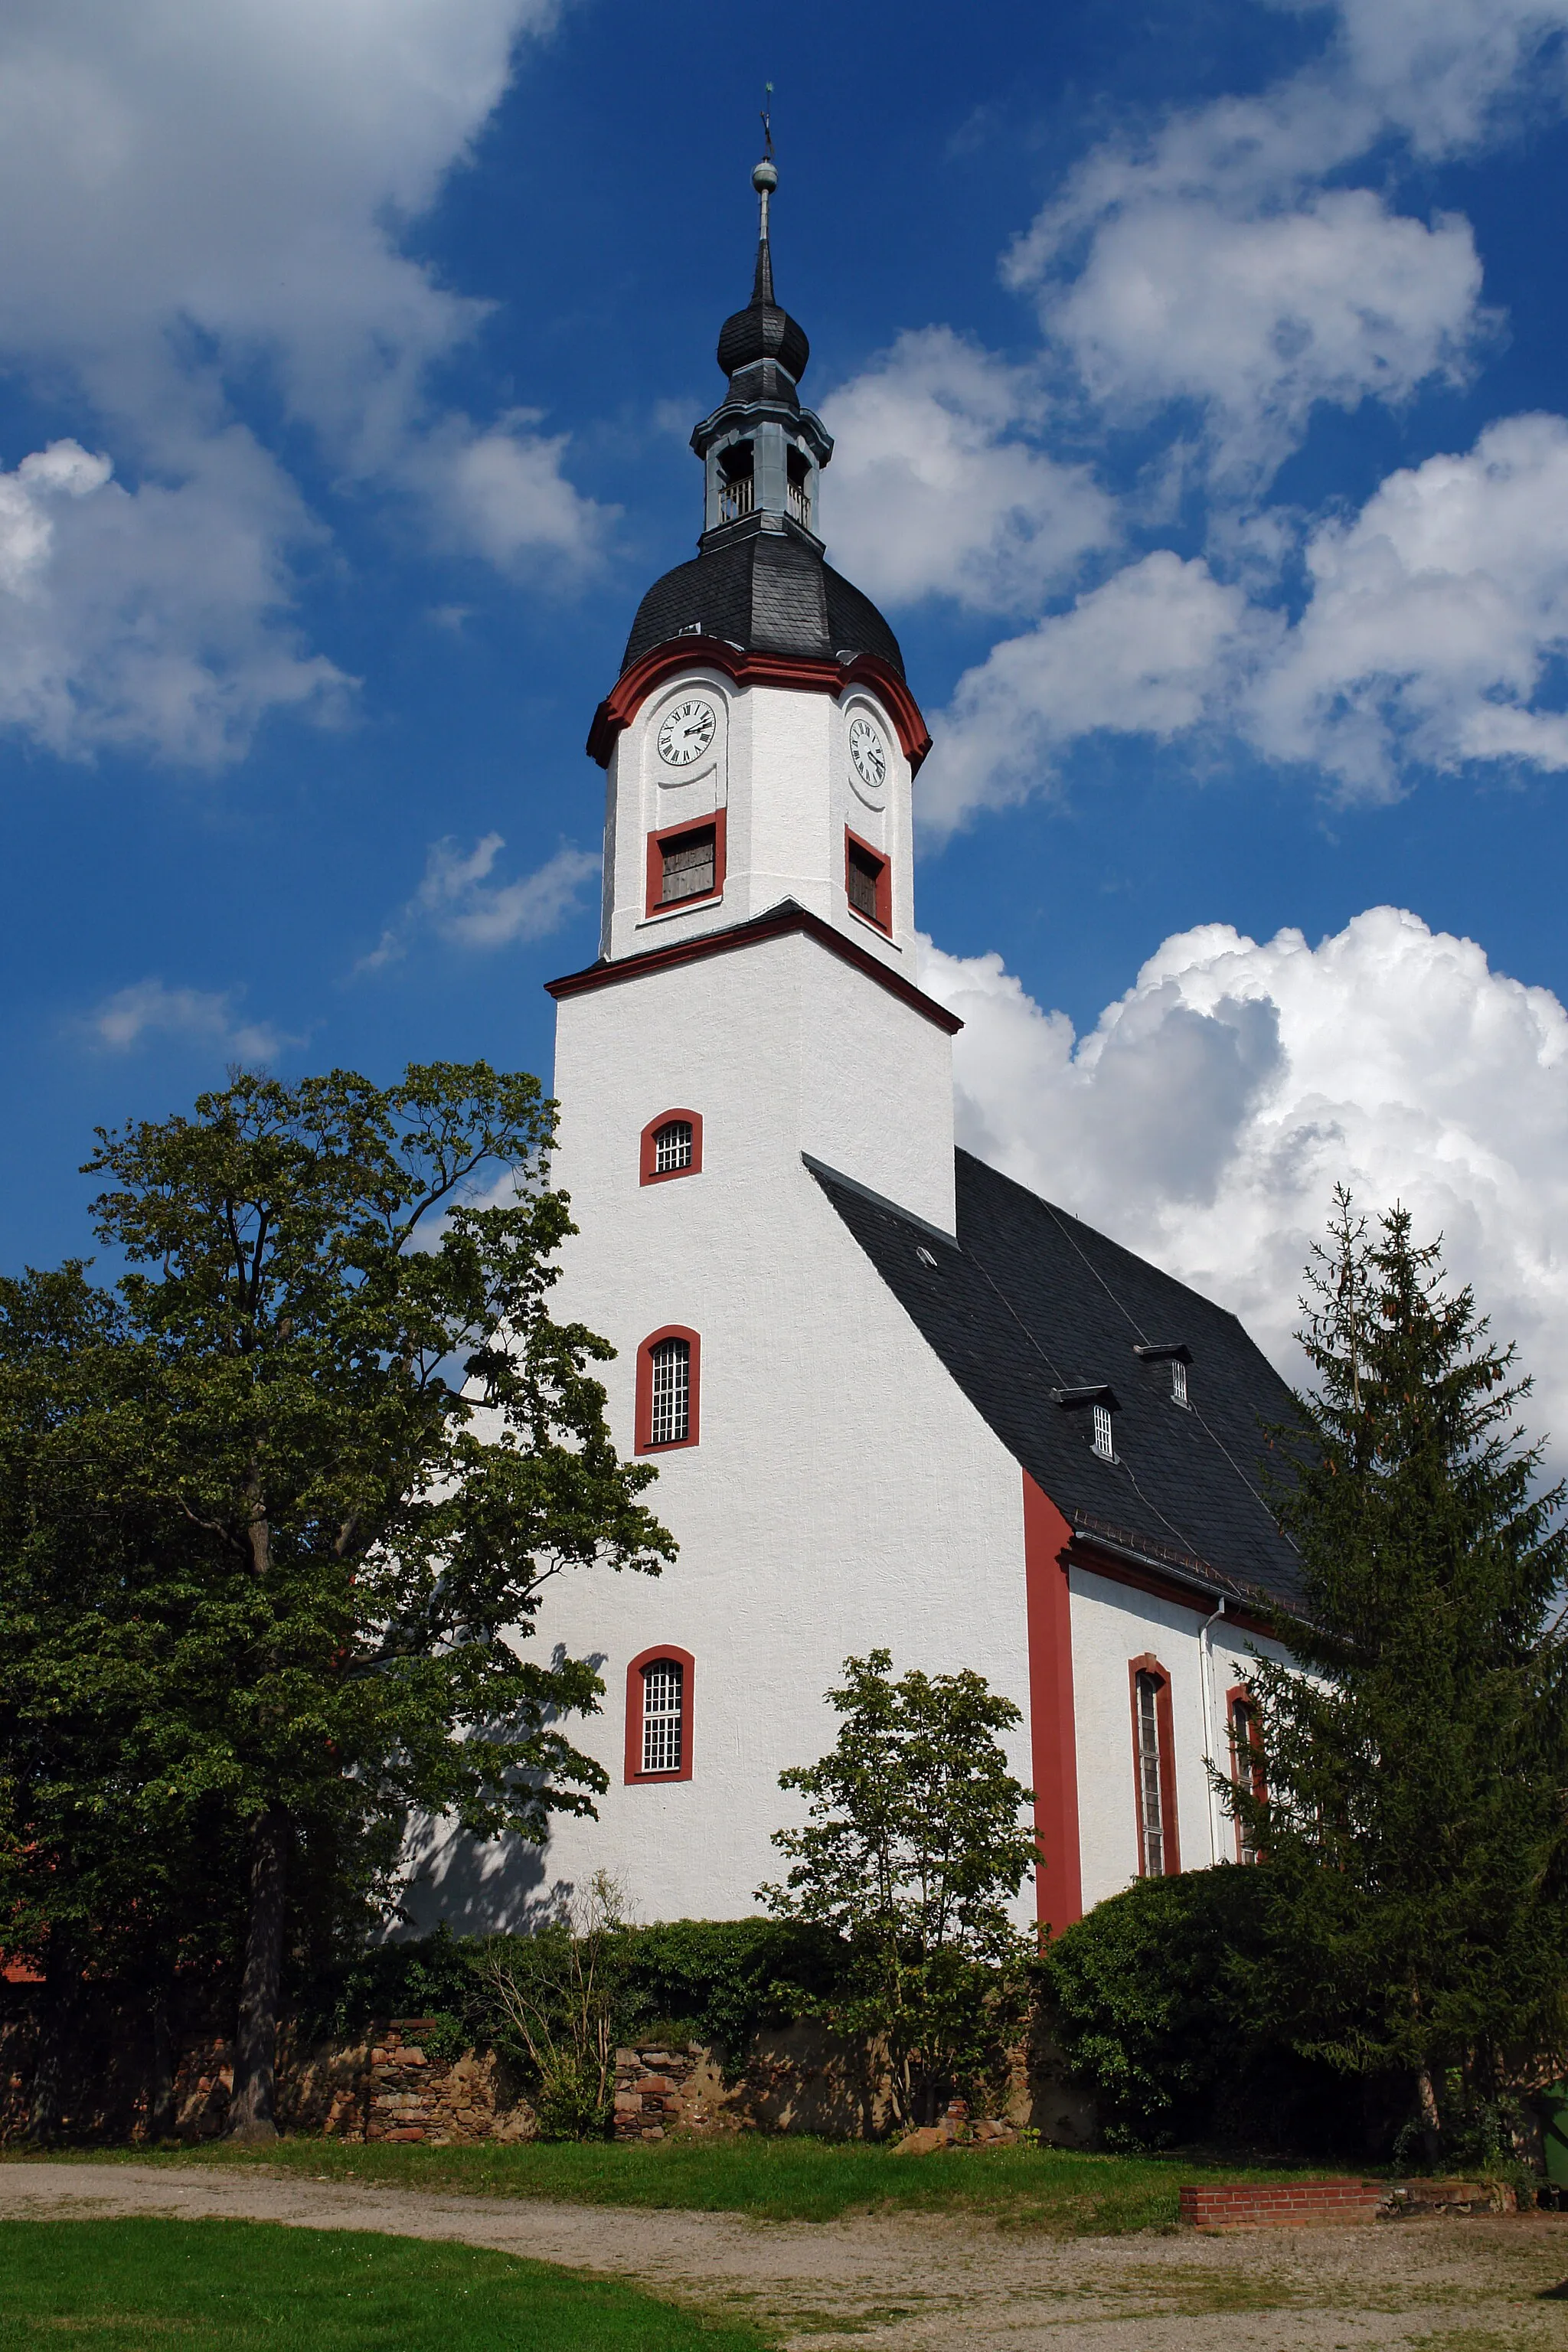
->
[848, 714, 888, 796]
[656, 698, 717, 768]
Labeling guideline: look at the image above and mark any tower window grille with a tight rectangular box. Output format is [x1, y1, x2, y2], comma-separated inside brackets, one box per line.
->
[660, 825, 717, 904]
[1135, 1670, 1167, 1876]
[653, 1119, 694, 1174]
[1092, 1400, 1115, 1459]
[649, 1336, 691, 1446]
[641, 1659, 684, 1775]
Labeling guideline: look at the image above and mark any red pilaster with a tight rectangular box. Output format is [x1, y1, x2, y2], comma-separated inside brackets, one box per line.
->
[1023, 1472, 1083, 1932]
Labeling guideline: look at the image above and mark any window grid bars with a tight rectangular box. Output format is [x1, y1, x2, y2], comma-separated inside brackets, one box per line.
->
[654, 1120, 694, 1173]
[641, 1661, 683, 1774]
[649, 1338, 691, 1446]
[1136, 1671, 1165, 1876]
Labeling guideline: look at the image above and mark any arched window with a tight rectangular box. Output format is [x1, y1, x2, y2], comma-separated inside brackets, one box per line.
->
[639, 1109, 704, 1185]
[1128, 1655, 1179, 1877]
[625, 1645, 695, 1783]
[635, 1326, 701, 1452]
[1228, 1687, 1266, 1864]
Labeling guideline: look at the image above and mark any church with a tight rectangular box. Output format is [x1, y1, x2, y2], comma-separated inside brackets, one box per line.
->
[426, 160, 1303, 1936]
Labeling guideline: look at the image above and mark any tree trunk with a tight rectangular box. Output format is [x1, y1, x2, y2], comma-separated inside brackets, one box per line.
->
[1414, 2063, 1442, 2168]
[227, 1808, 289, 2141]
[28, 1936, 80, 2144]
[148, 1984, 177, 2141]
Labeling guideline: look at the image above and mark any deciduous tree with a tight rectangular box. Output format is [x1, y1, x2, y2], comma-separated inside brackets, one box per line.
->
[760, 1650, 1037, 2129]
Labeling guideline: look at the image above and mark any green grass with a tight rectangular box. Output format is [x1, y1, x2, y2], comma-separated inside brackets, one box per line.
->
[0, 2218, 773, 2352]
[15, 2133, 1349, 2234]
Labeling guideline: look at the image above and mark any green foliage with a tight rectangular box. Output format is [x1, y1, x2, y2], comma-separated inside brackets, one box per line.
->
[0, 2217, 772, 2352]
[760, 1650, 1038, 2130]
[0, 1063, 673, 2131]
[1236, 1189, 1568, 2158]
[296, 1913, 851, 2130]
[1040, 1868, 1351, 2151]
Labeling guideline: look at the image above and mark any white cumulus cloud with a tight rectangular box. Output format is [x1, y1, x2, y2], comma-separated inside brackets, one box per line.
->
[1250, 411, 1568, 796]
[821, 328, 1114, 611]
[84, 978, 292, 1061]
[0, 0, 606, 766]
[920, 551, 1263, 836]
[921, 907, 1568, 1460]
[361, 835, 599, 969]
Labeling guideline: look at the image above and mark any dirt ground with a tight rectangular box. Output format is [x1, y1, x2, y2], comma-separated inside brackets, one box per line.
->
[2, 2158, 1568, 2350]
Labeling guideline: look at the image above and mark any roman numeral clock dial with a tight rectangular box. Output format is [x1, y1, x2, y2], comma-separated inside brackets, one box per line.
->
[657, 699, 717, 766]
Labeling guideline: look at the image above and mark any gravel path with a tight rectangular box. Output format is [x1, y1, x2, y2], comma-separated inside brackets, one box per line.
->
[3, 2159, 1568, 2349]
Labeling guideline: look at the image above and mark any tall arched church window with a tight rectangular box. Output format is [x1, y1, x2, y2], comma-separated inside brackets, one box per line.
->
[1128, 1656, 1180, 1877]
[625, 1645, 696, 1784]
[635, 1326, 701, 1452]
[1228, 1687, 1266, 1864]
[639, 1110, 704, 1185]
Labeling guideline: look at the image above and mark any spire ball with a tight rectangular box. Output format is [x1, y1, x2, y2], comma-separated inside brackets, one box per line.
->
[753, 158, 778, 194]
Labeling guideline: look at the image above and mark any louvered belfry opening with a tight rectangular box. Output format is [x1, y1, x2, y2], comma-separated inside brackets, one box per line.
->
[660, 825, 717, 904]
[641, 1659, 684, 1773]
[649, 1335, 691, 1445]
[847, 838, 883, 921]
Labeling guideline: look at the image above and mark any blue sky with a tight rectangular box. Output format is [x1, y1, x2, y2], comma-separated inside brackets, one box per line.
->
[4, 0, 1568, 1435]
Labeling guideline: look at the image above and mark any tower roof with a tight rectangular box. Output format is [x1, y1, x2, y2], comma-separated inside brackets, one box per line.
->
[618, 152, 905, 683]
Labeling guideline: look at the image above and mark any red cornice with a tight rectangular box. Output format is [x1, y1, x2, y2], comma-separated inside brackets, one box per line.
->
[586, 637, 933, 774]
[544, 901, 964, 1035]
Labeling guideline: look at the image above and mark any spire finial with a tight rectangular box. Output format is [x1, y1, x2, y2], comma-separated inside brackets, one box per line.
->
[751, 86, 778, 306]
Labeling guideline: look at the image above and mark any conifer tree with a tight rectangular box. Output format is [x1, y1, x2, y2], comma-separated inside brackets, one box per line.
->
[1230, 1189, 1568, 2159]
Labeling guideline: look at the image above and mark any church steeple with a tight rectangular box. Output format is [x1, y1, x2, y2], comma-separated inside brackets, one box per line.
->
[693, 157, 831, 544]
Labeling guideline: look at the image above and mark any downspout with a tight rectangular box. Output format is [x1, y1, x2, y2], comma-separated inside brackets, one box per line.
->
[1198, 1597, 1227, 1865]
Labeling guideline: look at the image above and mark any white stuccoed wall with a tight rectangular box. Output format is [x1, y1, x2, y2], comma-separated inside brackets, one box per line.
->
[485, 924, 1029, 1924]
[603, 676, 914, 972]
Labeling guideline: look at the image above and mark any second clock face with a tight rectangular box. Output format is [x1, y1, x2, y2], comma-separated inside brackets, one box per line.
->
[657, 698, 717, 768]
[848, 714, 888, 797]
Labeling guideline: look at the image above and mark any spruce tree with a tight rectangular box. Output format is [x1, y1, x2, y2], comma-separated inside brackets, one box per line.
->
[1230, 1189, 1568, 2160]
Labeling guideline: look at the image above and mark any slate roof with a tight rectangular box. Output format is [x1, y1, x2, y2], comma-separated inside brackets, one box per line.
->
[621, 524, 906, 679]
[810, 1148, 1306, 1615]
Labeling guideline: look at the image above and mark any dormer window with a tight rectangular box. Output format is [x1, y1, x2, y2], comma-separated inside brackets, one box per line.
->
[717, 442, 755, 524]
[646, 814, 726, 918]
[1134, 1341, 1193, 1407]
[1054, 1383, 1119, 1459]
[844, 829, 891, 933]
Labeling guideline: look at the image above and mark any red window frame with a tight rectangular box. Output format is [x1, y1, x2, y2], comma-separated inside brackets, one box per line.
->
[1127, 1654, 1181, 1877]
[1227, 1685, 1266, 1863]
[844, 826, 892, 933]
[645, 809, 727, 918]
[639, 1109, 704, 1186]
[635, 1325, 701, 1452]
[625, 1644, 695, 1784]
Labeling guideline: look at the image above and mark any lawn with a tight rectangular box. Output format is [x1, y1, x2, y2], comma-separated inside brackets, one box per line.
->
[0, 2217, 773, 2352]
[20, 2133, 1350, 2234]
